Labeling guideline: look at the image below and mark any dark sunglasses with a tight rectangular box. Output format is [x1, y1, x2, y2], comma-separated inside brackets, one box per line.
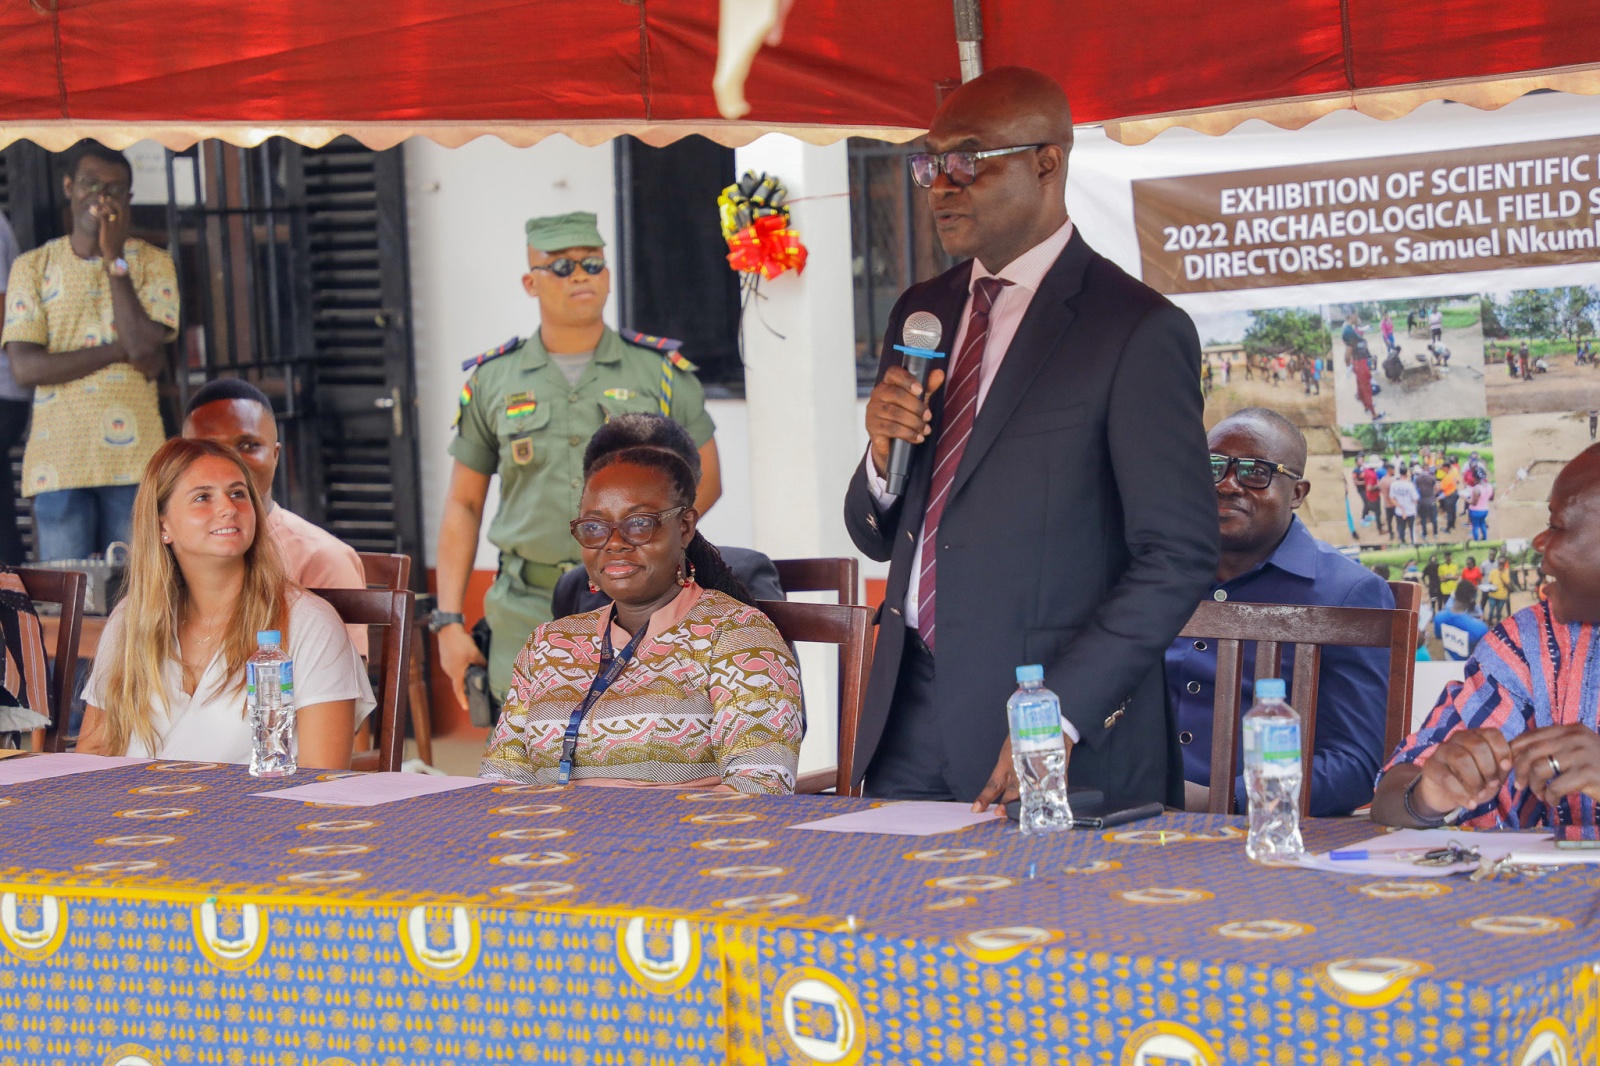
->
[1210, 453, 1303, 490]
[532, 256, 606, 278]
[907, 144, 1045, 188]
[73, 177, 132, 199]
[570, 506, 686, 549]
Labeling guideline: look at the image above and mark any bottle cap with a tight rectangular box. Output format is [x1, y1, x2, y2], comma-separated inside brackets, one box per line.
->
[1015, 664, 1044, 683]
[257, 630, 282, 645]
[1256, 678, 1287, 700]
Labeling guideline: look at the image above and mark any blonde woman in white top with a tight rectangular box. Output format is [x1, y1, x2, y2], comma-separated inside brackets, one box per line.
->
[80, 438, 373, 765]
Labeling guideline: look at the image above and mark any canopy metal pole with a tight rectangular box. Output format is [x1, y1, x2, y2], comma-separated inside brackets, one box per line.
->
[952, 0, 984, 82]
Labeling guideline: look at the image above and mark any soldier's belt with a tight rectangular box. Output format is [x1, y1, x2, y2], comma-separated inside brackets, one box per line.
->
[512, 557, 581, 590]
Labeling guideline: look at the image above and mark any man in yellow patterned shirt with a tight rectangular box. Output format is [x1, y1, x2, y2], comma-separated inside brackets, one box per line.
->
[2, 142, 179, 560]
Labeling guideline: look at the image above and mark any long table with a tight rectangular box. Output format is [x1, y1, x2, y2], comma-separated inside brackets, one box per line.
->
[0, 762, 1595, 1065]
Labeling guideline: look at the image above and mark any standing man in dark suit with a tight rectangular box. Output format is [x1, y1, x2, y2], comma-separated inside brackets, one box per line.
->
[843, 67, 1218, 811]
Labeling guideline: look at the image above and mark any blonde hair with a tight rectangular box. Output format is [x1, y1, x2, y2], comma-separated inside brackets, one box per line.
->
[97, 438, 294, 756]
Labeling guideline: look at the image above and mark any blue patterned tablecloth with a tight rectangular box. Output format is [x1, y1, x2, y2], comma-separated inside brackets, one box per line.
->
[0, 761, 1595, 1066]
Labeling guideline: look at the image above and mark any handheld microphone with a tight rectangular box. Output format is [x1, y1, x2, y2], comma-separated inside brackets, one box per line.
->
[886, 311, 945, 496]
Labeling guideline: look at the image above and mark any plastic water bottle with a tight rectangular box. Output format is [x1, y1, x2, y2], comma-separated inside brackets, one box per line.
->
[247, 630, 296, 778]
[1006, 664, 1073, 834]
[1242, 677, 1303, 862]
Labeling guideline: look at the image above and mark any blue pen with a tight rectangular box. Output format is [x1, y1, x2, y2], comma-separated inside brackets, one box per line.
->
[1328, 847, 1431, 861]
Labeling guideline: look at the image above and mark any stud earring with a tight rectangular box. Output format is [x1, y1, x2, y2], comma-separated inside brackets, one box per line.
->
[588, 581, 599, 594]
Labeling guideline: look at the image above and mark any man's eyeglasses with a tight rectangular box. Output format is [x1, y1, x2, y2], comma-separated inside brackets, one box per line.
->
[531, 256, 606, 278]
[570, 506, 686, 549]
[73, 178, 131, 199]
[1210, 453, 1303, 490]
[907, 144, 1046, 188]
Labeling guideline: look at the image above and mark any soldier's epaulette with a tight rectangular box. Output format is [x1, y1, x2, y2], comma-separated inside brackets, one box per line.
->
[621, 328, 697, 372]
[460, 336, 521, 373]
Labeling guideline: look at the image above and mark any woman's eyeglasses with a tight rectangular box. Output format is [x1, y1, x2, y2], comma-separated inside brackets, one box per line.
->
[1210, 453, 1303, 490]
[531, 256, 606, 278]
[570, 506, 686, 549]
[907, 144, 1045, 188]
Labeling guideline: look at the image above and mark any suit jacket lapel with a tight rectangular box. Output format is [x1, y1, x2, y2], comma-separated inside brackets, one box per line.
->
[949, 231, 1094, 502]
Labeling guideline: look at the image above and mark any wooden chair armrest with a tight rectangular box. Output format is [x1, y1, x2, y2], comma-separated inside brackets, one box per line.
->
[795, 767, 838, 795]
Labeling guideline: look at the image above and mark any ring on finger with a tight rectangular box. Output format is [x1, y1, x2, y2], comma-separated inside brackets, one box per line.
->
[1547, 754, 1562, 778]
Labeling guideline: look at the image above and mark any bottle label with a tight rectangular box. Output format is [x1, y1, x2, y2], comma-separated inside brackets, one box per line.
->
[246, 662, 257, 697]
[280, 662, 294, 698]
[1011, 699, 1062, 751]
[1245, 720, 1301, 775]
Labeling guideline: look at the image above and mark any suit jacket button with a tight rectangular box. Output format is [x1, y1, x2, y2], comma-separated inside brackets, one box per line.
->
[1179, 730, 1194, 744]
[1193, 640, 1207, 651]
[1213, 589, 1228, 602]
[1186, 681, 1202, 694]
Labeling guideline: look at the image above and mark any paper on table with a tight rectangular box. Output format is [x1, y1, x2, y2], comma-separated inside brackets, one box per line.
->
[252, 772, 491, 807]
[1299, 826, 1600, 877]
[0, 752, 150, 784]
[788, 801, 1003, 837]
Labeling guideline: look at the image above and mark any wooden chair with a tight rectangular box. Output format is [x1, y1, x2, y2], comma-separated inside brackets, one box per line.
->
[756, 599, 872, 797]
[312, 588, 414, 773]
[11, 568, 86, 753]
[1386, 580, 1423, 756]
[1178, 599, 1414, 817]
[772, 557, 860, 606]
[356, 552, 431, 765]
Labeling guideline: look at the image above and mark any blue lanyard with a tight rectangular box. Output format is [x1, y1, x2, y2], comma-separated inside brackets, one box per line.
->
[558, 610, 647, 784]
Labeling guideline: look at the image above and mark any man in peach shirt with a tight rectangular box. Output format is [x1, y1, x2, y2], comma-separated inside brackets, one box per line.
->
[181, 377, 367, 654]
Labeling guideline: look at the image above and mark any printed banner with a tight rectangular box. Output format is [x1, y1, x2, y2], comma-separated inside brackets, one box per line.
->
[1133, 134, 1600, 294]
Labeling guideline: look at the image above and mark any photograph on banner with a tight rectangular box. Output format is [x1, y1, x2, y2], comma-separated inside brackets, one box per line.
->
[1481, 286, 1600, 416]
[1327, 299, 1487, 427]
[1492, 409, 1600, 540]
[1191, 305, 1333, 428]
[1338, 418, 1497, 549]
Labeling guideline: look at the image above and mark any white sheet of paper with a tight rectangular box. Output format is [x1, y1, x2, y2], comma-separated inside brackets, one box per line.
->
[252, 772, 491, 807]
[787, 801, 1003, 837]
[1300, 826, 1600, 876]
[0, 753, 150, 785]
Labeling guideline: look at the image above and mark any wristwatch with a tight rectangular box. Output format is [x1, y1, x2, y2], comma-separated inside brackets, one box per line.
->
[106, 257, 129, 277]
[428, 609, 466, 634]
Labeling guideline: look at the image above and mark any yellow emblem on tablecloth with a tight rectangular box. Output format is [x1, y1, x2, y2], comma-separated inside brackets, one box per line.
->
[693, 837, 774, 851]
[702, 864, 785, 879]
[1513, 1018, 1574, 1066]
[685, 811, 765, 825]
[1316, 956, 1433, 1007]
[116, 806, 191, 820]
[493, 851, 576, 867]
[1120, 1021, 1219, 1066]
[130, 783, 206, 795]
[617, 917, 702, 995]
[192, 899, 268, 971]
[1061, 860, 1122, 874]
[717, 892, 806, 910]
[492, 803, 566, 815]
[77, 859, 161, 875]
[1353, 880, 1451, 900]
[1120, 887, 1215, 905]
[926, 875, 1015, 892]
[101, 1045, 166, 1066]
[492, 826, 571, 841]
[290, 843, 372, 856]
[771, 967, 866, 1066]
[148, 762, 222, 772]
[0, 892, 68, 961]
[399, 905, 481, 982]
[904, 847, 991, 862]
[954, 926, 1063, 962]
[1466, 914, 1574, 936]
[1213, 919, 1312, 940]
[495, 880, 578, 899]
[96, 834, 179, 846]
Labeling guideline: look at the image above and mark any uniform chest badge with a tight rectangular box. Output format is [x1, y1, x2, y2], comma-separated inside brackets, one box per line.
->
[511, 437, 535, 465]
[505, 392, 537, 418]
[602, 388, 636, 402]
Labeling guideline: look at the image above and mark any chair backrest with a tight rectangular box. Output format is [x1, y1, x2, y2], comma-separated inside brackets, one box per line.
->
[755, 599, 872, 797]
[16, 568, 86, 753]
[1178, 599, 1414, 817]
[358, 552, 412, 591]
[772, 558, 859, 605]
[1385, 580, 1423, 756]
[311, 588, 414, 773]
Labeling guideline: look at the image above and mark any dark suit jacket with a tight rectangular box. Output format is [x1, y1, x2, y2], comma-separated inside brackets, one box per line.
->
[550, 546, 786, 619]
[843, 230, 1219, 808]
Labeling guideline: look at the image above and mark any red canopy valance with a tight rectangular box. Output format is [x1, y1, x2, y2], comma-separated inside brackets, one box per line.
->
[0, 0, 1595, 149]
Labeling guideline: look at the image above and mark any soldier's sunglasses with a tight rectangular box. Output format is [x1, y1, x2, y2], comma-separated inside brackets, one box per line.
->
[570, 506, 687, 549]
[532, 256, 606, 278]
[1210, 453, 1303, 490]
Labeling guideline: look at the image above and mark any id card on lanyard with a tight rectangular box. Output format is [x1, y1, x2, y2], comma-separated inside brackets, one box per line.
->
[558, 609, 647, 784]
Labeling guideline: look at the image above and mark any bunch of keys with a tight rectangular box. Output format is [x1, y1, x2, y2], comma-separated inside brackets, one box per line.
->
[1416, 842, 1480, 867]
[1469, 854, 1552, 883]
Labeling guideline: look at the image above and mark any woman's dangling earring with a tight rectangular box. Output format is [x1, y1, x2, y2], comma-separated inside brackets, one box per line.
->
[678, 558, 697, 587]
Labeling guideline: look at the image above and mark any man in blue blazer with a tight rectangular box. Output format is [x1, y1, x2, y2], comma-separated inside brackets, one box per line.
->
[843, 67, 1218, 810]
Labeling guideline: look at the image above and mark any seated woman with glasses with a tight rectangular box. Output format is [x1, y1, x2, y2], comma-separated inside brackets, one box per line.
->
[78, 438, 375, 765]
[479, 444, 802, 793]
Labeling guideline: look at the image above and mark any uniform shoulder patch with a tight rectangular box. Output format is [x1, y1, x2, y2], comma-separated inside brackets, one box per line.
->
[621, 327, 697, 372]
[459, 336, 522, 373]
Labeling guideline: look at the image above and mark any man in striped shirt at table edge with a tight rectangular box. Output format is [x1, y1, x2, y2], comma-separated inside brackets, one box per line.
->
[1372, 443, 1600, 829]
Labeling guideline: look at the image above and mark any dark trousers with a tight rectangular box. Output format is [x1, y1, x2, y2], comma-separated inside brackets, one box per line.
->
[1440, 493, 1459, 531]
[0, 399, 28, 565]
[1417, 500, 1438, 537]
[863, 628, 959, 801]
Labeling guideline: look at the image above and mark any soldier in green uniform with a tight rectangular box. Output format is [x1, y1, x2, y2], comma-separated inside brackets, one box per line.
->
[432, 212, 720, 711]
